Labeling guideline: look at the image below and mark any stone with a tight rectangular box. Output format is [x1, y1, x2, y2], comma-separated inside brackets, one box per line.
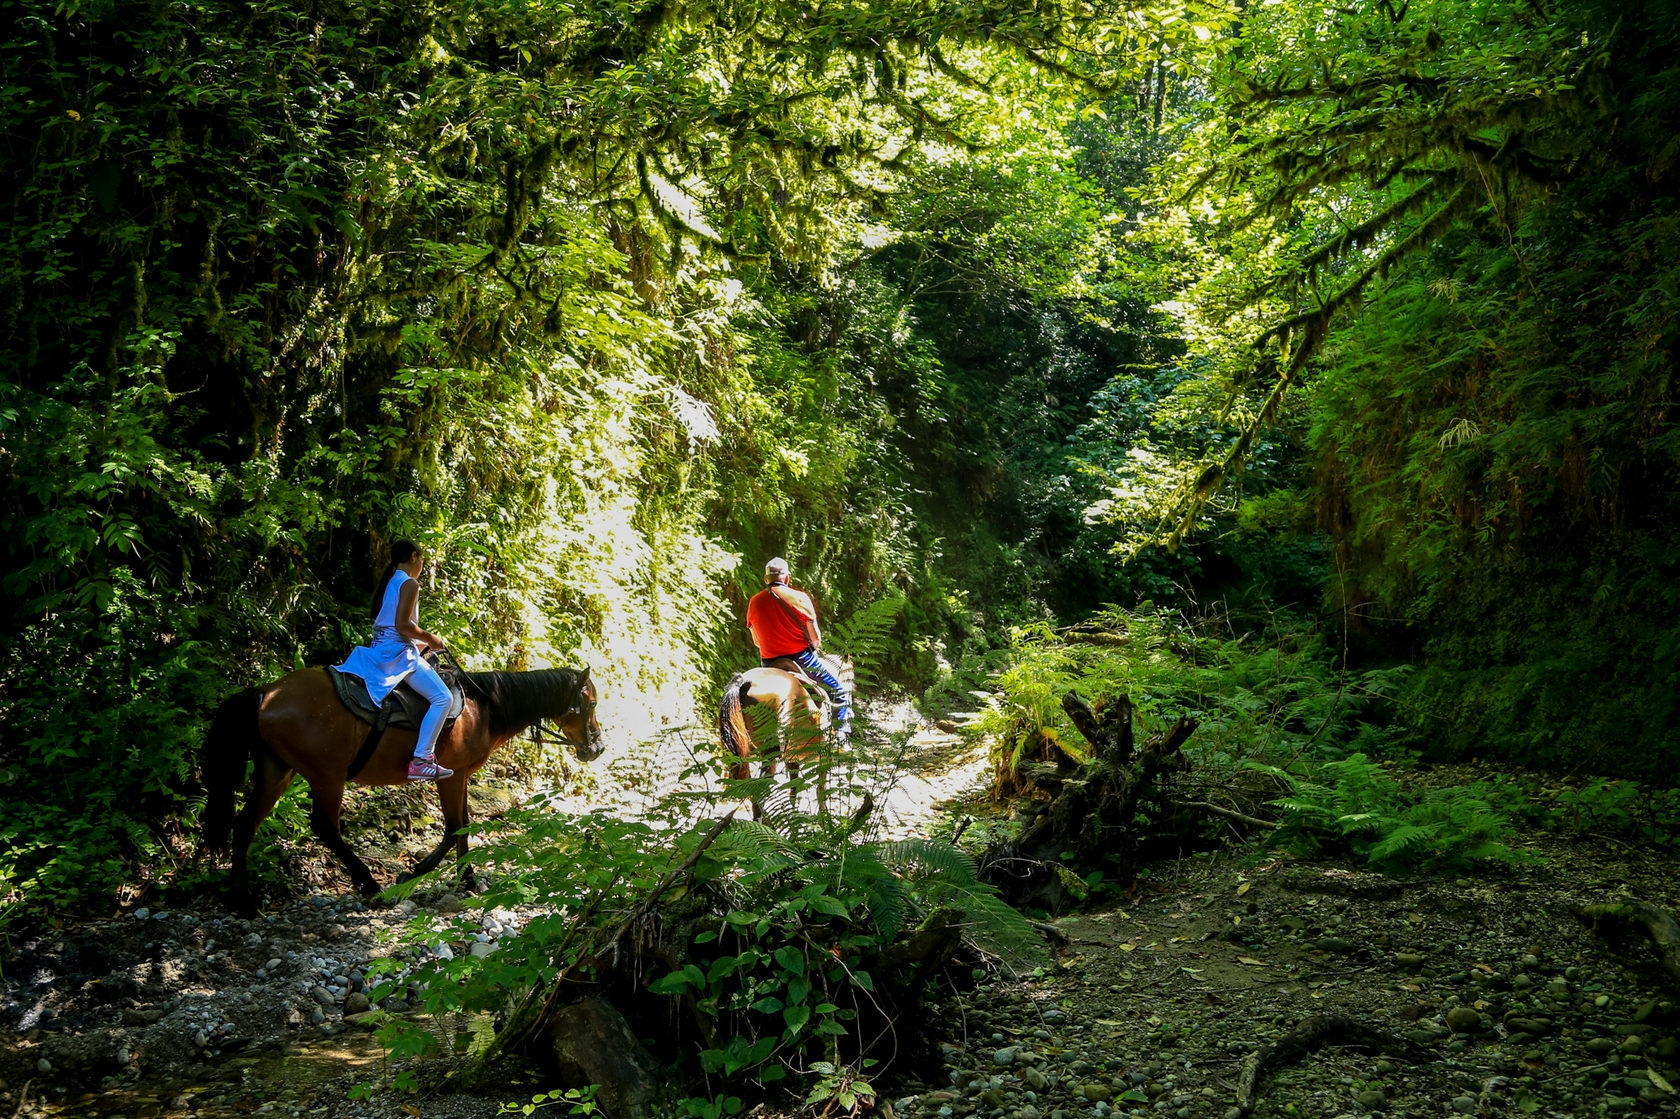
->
[343, 992, 371, 1014]
[1394, 953, 1424, 969]
[1451, 1096, 1476, 1115]
[549, 996, 666, 1119]
[434, 894, 464, 915]
[1080, 1084, 1112, 1102]
[1023, 1067, 1049, 1090]
[469, 942, 497, 958]
[1445, 1007, 1481, 1033]
[1355, 1089, 1385, 1109]
[992, 1047, 1017, 1066]
[310, 985, 335, 1005]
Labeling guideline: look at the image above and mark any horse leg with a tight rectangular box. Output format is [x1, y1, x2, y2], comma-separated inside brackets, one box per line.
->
[401, 775, 468, 885]
[228, 747, 295, 916]
[307, 784, 381, 898]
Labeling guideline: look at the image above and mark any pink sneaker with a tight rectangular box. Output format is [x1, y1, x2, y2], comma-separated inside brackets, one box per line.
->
[407, 758, 454, 781]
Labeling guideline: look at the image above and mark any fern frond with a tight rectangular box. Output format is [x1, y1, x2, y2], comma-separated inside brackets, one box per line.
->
[1366, 823, 1438, 864]
[828, 593, 907, 688]
[875, 838, 982, 885]
[916, 878, 1047, 969]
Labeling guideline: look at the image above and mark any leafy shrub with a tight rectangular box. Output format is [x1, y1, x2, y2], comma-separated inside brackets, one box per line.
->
[1252, 753, 1531, 874]
[977, 605, 1417, 797]
[364, 743, 1043, 1114]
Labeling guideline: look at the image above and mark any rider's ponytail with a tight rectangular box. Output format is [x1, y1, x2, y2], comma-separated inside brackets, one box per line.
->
[371, 538, 422, 620]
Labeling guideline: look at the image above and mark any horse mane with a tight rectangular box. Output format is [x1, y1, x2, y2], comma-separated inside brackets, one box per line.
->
[463, 668, 584, 737]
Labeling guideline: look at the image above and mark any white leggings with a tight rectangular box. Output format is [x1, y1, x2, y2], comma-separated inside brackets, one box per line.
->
[407, 659, 451, 760]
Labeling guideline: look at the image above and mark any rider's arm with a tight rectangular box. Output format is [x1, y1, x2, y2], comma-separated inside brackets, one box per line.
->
[805, 617, 822, 651]
[395, 579, 446, 653]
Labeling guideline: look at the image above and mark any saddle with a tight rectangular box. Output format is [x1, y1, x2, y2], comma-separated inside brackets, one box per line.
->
[327, 665, 466, 730]
[326, 664, 466, 780]
[763, 657, 833, 711]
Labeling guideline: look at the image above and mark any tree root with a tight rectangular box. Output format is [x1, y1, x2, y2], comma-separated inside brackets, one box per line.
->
[1580, 900, 1680, 989]
[1234, 1012, 1426, 1118]
[982, 690, 1197, 909]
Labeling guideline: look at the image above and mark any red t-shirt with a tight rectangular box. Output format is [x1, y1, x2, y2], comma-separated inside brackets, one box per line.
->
[746, 585, 817, 658]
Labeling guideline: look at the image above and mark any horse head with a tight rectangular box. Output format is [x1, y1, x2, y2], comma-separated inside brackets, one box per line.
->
[558, 667, 606, 761]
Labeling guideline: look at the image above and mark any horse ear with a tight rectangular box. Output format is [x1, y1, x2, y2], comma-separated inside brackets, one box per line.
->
[578, 666, 591, 682]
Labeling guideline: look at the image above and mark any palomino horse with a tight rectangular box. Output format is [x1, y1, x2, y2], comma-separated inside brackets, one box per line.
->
[201, 666, 602, 911]
[717, 655, 852, 816]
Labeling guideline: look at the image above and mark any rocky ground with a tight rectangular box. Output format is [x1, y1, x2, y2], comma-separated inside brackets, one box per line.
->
[3, 721, 1677, 1119]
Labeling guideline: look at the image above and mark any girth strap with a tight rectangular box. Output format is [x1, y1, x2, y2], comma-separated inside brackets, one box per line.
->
[345, 710, 390, 782]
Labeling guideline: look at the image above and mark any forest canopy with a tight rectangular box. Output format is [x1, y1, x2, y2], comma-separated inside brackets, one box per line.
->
[2, 0, 1677, 913]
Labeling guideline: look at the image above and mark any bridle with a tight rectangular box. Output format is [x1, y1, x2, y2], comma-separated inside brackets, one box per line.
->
[530, 671, 594, 748]
[430, 649, 592, 747]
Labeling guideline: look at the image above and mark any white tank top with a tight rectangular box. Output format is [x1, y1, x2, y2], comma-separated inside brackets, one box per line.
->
[373, 569, 411, 629]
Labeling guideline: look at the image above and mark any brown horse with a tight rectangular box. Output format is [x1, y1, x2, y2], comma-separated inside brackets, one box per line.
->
[717, 656, 851, 816]
[201, 665, 602, 911]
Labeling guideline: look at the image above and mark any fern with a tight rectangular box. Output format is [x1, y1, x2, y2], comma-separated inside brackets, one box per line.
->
[874, 838, 982, 884]
[1256, 753, 1531, 874]
[826, 593, 907, 691]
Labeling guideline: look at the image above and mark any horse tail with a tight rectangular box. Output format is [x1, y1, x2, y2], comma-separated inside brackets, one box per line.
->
[718, 674, 754, 781]
[201, 687, 262, 852]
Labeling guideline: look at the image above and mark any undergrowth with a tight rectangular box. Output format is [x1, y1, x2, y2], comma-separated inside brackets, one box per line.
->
[357, 613, 1042, 1116]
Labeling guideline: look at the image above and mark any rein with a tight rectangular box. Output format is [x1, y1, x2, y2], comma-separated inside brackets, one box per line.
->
[526, 672, 588, 747]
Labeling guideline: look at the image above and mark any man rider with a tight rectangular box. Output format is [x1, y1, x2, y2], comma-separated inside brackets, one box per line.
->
[745, 557, 852, 740]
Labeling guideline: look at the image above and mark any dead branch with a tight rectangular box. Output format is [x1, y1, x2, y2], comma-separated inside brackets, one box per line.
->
[1173, 799, 1276, 830]
[1234, 1012, 1427, 1117]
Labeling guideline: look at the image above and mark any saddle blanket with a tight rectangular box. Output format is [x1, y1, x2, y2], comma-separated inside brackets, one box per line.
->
[326, 665, 465, 732]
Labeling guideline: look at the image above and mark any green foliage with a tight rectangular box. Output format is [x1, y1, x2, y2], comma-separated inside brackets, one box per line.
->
[1254, 754, 1530, 875]
[373, 755, 1042, 1112]
[978, 605, 1416, 796]
[498, 1086, 599, 1117]
[1538, 780, 1680, 847]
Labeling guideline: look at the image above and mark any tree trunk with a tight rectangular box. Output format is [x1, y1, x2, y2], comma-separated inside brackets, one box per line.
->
[983, 690, 1196, 909]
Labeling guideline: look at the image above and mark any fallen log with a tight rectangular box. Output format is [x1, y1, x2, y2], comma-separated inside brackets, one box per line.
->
[1580, 901, 1680, 989]
[1234, 1012, 1427, 1118]
[982, 690, 1195, 909]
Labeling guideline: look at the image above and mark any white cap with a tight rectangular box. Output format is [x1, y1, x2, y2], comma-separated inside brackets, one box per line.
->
[764, 557, 790, 582]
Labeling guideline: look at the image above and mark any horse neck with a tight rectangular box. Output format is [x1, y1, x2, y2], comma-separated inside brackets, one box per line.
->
[465, 668, 581, 737]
